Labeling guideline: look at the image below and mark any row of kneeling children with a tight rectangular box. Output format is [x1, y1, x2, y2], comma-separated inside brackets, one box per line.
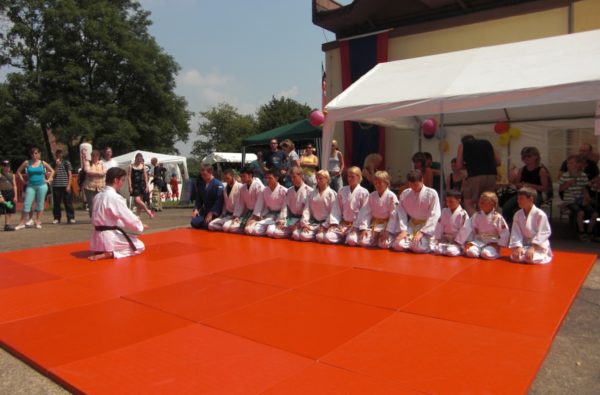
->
[198, 165, 552, 265]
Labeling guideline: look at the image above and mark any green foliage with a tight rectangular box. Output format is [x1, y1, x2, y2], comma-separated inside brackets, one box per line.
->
[0, 80, 45, 168]
[256, 96, 312, 134]
[191, 103, 257, 160]
[0, 0, 191, 165]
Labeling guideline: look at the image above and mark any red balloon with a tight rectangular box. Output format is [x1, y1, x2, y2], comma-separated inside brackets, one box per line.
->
[421, 118, 437, 138]
[309, 110, 325, 127]
[494, 121, 509, 134]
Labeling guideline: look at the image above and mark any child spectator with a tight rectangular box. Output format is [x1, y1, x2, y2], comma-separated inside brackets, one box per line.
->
[456, 191, 510, 260]
[559, 155, 590, 241]
[169, 173, 179, 201]
[0, 160, 17, 231]
[432, 190, 469, 256]
[509, 187, 552, 264]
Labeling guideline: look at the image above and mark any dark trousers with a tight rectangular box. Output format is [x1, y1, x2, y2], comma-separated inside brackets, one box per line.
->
[52, 186, 75, 221]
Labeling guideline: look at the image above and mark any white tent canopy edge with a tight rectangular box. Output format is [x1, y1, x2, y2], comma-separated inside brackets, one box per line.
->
[321, 29, 600, 166]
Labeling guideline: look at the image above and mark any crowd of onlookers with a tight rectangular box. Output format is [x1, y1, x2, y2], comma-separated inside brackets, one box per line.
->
[0, 146, 178, 231]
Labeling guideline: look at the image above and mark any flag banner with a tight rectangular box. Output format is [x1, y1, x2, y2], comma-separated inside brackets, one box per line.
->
[340, 32, 388, 168]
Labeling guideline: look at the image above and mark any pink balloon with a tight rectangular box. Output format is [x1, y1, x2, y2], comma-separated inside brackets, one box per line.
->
[309, 110, 325, 127]
[421, 118, 437, 138]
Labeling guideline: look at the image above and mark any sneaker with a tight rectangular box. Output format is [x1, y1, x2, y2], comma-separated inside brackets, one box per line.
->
[35, 223, 42, 229]
[4, 224, 15, 231]
[52, 219, 60, 224]
[578, 233, 590, 242]
[14, 224, 26, 230]
[67, 219, 76, 224]
[25, 219, 34, 227]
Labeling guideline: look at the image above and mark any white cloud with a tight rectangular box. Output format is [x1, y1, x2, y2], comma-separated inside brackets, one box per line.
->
[276, 85, 299, 99]
[177, 69, 229, 88]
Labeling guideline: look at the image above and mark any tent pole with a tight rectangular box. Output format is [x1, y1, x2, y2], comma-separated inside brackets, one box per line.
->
[439, 114, 444, 205]
[241, 147, 246, 166]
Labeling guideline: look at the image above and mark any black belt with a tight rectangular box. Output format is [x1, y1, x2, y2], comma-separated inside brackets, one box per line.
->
[95, 226, 137, 251]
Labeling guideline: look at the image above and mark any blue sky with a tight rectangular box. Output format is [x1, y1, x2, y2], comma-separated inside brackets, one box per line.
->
[138, 0, 333, 155]
[0, 0, 334, 156]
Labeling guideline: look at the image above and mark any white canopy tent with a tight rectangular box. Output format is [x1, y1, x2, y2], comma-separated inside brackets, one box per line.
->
[113, 150, 189, 179]
[112, 150, 188, 200]
[202, 152, 257, 165]
[321, 29, 600, 167]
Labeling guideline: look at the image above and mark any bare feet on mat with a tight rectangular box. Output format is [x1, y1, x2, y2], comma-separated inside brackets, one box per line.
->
[88, 252, 114, 261]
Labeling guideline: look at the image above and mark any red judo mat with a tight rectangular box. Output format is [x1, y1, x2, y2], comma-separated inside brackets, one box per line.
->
[0, 229, 595, 394]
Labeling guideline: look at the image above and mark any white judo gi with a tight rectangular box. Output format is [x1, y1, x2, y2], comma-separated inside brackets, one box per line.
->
[295, 187, 337, 242]
[432, 206, 469, 256]
[456, 209, 510, 259]
[325, 184, 370, 244]
[388, 186, 441, 253]
[208, 180, 242, 232]
[223, 178, 264, 233]
[348, 189, 398, 248]
[271, 183, 313, 239]
[247, 183, 287, 236]
[90, 186, 145, 258]
[509, 205, 553, 264]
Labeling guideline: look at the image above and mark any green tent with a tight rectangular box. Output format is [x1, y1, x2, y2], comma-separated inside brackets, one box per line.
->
[242, 119, 321, 147]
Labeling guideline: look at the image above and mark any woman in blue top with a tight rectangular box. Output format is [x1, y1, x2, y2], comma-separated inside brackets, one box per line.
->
[15, 147, 55, 230]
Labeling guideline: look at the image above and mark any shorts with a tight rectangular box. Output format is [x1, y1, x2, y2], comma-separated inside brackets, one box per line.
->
[462, 175, 497, 203]
[0, 189, 16, 215]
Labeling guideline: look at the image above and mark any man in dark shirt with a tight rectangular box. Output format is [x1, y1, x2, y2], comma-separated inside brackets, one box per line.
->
[264, 139, 285, 181]
[456, 135, 500, 215]
[191, 164, 224, 229]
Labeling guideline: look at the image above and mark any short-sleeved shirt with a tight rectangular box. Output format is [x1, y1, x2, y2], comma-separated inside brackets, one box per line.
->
[53, 160, 72, 188]
[559, 172, 588, 203]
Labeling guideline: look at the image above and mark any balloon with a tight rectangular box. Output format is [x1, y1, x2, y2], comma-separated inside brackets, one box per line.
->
[498, 133, 510, 146]
[436, 127, 447, 140]
[309, 110, 325, 127]
[494, 121, 509, 134]
[508, 127, 521, 139]
[439, 140, 449, 153]
[421, 118, 437, 139]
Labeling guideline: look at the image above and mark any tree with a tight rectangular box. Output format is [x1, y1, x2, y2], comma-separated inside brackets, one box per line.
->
[0, 0, 191, 165]
[0, 79, 44, 167]
[191, 103, 257, 159]
[255, 96, 312, 133]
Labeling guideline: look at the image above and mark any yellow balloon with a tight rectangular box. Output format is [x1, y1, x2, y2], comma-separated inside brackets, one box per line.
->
[439, 140, 449, 153]
[498, 134, 510, 146]
[509, 127, 521, 139]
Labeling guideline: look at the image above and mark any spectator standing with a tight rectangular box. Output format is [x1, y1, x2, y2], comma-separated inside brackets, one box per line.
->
[456, 135, 500, 215]
[0, 160, 18, 231]
[102, 146, 119, 170]
[300, 143, 319, 188]
[328, 140, 344, 192]
[51, 149, 76, 224]
[15, 147, 55, 230]
[280, 139, 300, 188]
[128, 153, 154, 219]
[81, 149, 107, 218]
[150, 157, 166, 212]
[249, 151, 266, 185]
[169, 174, 179, 201]
[264, 139, 285, 181]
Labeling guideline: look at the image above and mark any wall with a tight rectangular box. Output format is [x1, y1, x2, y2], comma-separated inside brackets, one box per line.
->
[323, 1, 600, 180]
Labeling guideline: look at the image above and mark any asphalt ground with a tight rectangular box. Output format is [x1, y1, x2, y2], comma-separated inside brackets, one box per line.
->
[0, 208, 598, 394]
